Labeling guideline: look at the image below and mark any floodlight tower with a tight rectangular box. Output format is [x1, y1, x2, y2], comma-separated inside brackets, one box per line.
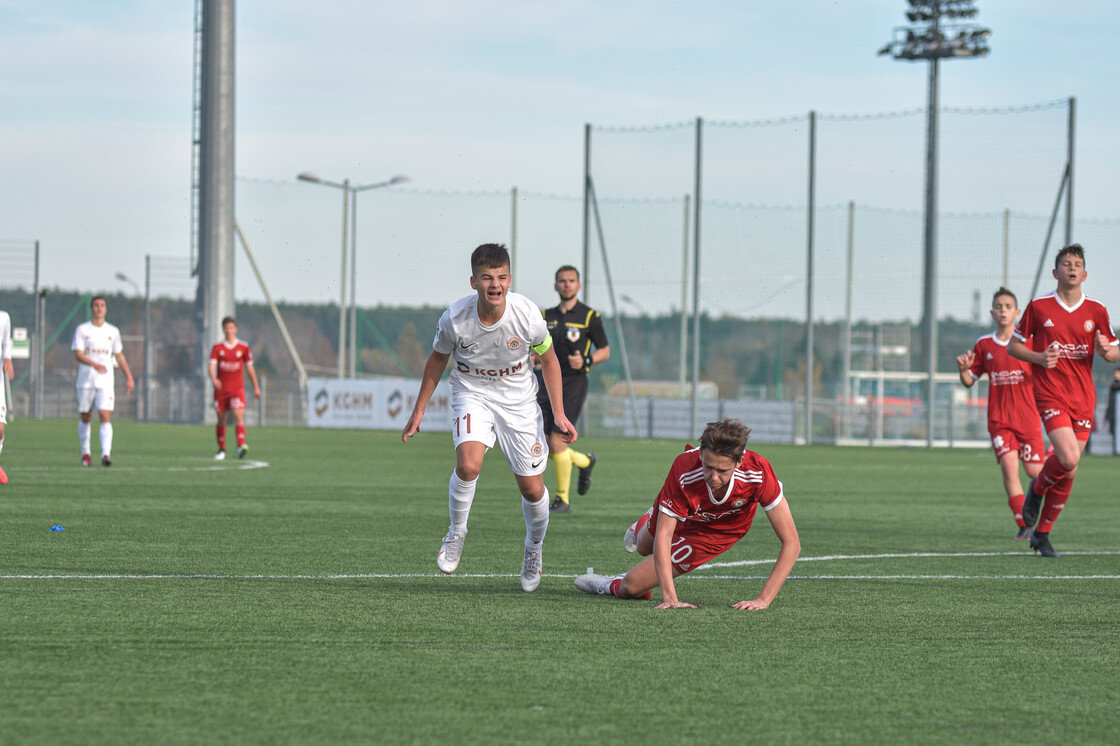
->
[878, 0, 990, 447]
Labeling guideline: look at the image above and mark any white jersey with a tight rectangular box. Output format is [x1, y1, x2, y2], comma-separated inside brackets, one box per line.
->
[72, 320, 123, 390]
[0, 310, 11, 361]
[433, 292, 550, 409]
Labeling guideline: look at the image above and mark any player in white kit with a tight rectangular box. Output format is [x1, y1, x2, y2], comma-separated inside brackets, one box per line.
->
[0, 308, 13, 484]
[402, 244, 577, 592]
[72, 296, 134, 466]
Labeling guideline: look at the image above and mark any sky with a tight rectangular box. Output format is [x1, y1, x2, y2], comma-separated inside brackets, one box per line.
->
[1, 0, 1118, 315]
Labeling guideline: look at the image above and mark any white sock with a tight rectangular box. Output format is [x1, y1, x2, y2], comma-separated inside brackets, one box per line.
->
[79, 421, 91, 455]
[449, 472, 477, 534]
[523, 488, 550, 547]
[100, 422, 113, 457]
[0, 436, 4, 455]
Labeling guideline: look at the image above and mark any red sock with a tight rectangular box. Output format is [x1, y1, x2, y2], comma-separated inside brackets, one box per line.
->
[1037, 455, 1074, 494]
[216, 425, 226, 451]
[1009, 494, 1026, 528]
[236, 425, 246, 448]
[609, 577, 653, 600]
[1037, 475, 1073, 533]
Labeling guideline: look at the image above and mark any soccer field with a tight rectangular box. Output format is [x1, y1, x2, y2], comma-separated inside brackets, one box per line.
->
[2, 420, 1118, 745]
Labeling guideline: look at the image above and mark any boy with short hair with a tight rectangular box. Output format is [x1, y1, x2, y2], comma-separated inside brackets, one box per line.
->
[72, 295, 134, 466]
[575, 418, 800, 610]
[0, 308, 12, 484]
[956, 287, 1044, 540]
[402, 244, 576, 592]
[1008, 244, 1119, 557]
[209, 316, 261, 459]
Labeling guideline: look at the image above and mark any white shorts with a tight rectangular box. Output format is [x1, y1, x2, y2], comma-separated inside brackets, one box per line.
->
[0, 399, 6, 425]
[451, 391, 547, 477]
[77, 386, 115, 413]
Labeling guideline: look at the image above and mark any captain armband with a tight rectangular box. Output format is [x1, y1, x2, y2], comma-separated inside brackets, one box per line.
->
[531, 335, 553, 356]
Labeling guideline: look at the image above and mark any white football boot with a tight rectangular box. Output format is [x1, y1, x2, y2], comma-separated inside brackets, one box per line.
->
[574, 573, 616, 595]
[436, 530, 466, 574]
[520, 544, 543, 592]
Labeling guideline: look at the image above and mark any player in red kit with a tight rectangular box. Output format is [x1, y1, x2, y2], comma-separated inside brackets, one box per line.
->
[209, 316, 261, 460]
[575, 419, 800, 610]
[1009, 244, 1119, 557]
[956, 288, 1044, 540]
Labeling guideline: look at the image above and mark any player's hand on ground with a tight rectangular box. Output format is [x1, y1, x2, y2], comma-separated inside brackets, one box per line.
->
[732, 598, 771, 610]
[655, 600, 697, 610]
[956, 350, 974, 371]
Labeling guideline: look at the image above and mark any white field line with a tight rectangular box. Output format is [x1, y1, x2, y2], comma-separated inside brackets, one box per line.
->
[3, 551, 1120, 581]
[8, 459, 269, 472]
[700, 550, 1120, 569]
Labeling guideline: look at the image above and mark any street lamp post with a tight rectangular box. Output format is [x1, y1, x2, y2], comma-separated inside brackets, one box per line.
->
[297, 172, 409, 378]
[879, 0, 990, 447]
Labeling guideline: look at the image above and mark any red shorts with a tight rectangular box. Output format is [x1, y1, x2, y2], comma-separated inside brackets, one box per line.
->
[648, 509, 742, 574]
[1038, 405, 1093, 442]
[214, 390, 247, 413]
[989, 425, 1045, 465]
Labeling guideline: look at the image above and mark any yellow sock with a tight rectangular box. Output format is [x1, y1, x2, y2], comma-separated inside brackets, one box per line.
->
[568, 448, 591, 470]
[550, 450, 573, 504]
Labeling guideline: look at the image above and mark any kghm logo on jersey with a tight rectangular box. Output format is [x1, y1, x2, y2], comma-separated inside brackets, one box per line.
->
[531, 442, 544, 458]
[506, 337, 523, 351]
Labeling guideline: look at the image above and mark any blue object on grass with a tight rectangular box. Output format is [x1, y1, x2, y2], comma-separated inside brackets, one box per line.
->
[50, 524, 65, 532]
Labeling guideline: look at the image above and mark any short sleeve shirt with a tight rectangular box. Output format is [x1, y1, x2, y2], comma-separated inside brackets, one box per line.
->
[0, 310, 11, 361]
[543, 301, 609, 377]
[968, 333, 1037, 432]
[1014, 292, 1118, 418]
[657, 446, 784, 540]
[72, 321, 123, 390]
[433, 292, 550, 408]
[210, 340, 253, 392]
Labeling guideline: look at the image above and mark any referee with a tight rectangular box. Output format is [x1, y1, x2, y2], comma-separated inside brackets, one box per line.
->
[537, 265, 610, 513]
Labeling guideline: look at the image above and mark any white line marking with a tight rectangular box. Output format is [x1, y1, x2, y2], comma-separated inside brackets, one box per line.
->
[3, 552, 1118, 581]
[5, 459, 269, 472]
[699, 550, 1120, 569]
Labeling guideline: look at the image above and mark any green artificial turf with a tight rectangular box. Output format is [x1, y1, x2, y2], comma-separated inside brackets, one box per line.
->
[1, 420, 1118, 745]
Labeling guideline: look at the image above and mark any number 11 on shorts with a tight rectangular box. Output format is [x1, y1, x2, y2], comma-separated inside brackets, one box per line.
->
[454, 413, 472, 438]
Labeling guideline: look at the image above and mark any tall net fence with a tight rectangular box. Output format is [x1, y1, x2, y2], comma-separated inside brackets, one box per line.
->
[0, 240, 42, 418]
[9, 100, 1119, 444]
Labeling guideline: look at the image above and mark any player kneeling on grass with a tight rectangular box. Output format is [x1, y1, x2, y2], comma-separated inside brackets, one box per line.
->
[575, 418, 800, 610]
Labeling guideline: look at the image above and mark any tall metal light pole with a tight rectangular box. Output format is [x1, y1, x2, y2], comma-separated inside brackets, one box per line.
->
[297, 172, 408, 378]
[879, 0, 990, 447]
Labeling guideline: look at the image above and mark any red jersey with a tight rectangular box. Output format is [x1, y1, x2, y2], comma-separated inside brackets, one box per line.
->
[968, 333, 1037, 432]
[1014, 292, 1118, 418]
[656, 446, 784, 539]
[210, 339, 253, 392]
